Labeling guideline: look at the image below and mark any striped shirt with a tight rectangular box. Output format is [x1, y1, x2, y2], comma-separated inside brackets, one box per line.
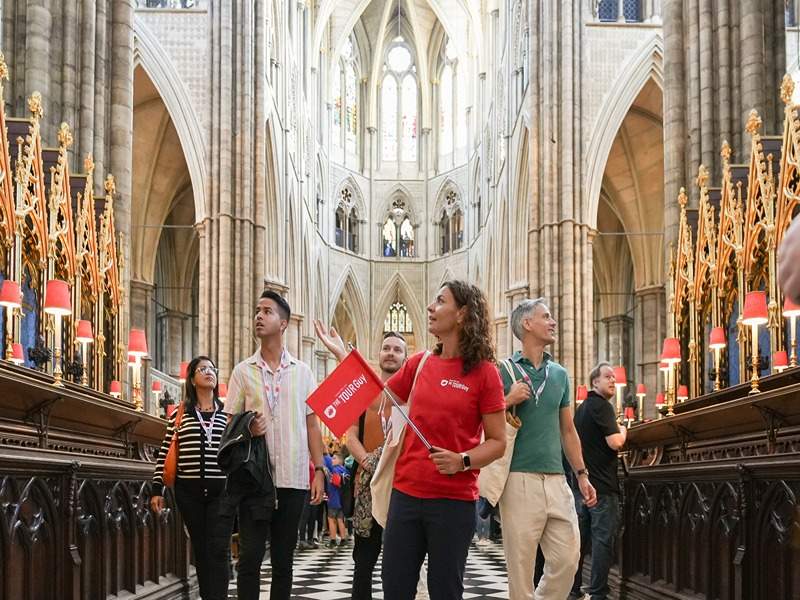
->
[152, 401, 227, 496]
[225, 348, 316, 490]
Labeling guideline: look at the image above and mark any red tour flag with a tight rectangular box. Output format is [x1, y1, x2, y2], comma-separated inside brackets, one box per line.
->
[306, 349, 384, 437]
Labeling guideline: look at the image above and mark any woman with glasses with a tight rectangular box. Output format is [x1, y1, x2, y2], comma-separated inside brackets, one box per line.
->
[151, 356, 232, 600]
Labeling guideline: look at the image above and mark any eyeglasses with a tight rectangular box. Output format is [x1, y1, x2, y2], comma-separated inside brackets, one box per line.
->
[198, 366, 219, 376]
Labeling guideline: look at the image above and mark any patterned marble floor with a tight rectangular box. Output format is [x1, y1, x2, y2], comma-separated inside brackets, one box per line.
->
[226, 539, 509, 599]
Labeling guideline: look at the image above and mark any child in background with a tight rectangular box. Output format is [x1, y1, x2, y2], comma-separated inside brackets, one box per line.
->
[326, 452, 349, 547]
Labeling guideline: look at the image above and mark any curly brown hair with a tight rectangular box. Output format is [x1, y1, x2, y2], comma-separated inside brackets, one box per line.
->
[433, 280, 495, 374]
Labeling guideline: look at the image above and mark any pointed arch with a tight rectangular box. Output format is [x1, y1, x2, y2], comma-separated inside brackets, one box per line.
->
[372, 271, 426, 351]
[584, 33, 664, 226]
[133, 17, 207, 222]
[438, 267, 457, 288]
[330, 266, 370, 349]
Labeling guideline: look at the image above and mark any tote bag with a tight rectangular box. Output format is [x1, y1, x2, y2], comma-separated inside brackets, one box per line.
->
[370, 351, 430, 528]
[162, 402, 186, 488]
[478, 359, 522, 506]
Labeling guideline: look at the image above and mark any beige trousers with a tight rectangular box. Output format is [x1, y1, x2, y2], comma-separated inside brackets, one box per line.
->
[499, 472, 580, 600]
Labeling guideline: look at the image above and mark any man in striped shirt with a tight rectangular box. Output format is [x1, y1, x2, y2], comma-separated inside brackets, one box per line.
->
[226, 290, 326, 600]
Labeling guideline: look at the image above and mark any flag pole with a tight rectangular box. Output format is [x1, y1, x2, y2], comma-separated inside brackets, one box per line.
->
[381, 387, 434, 452]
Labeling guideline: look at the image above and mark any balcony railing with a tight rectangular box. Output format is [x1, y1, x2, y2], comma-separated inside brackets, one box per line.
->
[136, 0, 207, 9]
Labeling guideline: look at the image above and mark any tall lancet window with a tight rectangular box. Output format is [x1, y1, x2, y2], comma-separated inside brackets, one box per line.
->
[381, 40, 418, 168]
[335, 186, 359, 253]
[332, 36, 360, 158]
[438, 189, 464, 255]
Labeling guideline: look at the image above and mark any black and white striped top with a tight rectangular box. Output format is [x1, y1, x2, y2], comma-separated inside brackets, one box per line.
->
[152, 401, 228, 496]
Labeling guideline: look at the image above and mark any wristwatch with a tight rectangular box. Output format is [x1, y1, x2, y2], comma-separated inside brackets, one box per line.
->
[575, 468, 589, 478]
[461, 452, 472, 471]
[314, 466, 325, 473]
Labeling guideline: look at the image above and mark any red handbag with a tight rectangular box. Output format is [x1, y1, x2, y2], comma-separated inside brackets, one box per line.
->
[162, 403, 186, 488]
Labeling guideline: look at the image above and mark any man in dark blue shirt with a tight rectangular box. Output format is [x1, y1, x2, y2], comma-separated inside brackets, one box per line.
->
[569, 362, 627, 600]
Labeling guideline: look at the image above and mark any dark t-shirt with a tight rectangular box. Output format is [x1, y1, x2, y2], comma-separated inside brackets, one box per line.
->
[574, 391, 620, 496]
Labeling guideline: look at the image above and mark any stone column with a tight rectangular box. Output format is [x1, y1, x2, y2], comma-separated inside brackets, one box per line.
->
[129, 279, 154, 332]
[601, 314, 633, 368]
[635, 285, 666, 419]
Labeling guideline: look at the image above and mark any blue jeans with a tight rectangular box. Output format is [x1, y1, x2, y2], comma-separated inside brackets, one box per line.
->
[570, 491, 619, 600]
[475, 497, 491, 539]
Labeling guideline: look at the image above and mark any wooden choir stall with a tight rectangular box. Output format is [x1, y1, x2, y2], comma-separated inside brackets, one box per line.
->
[0, 55, 195, 598]
[613, 75, 800, 599]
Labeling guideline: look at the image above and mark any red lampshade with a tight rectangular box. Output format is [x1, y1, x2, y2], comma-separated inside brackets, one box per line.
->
[677, 384, 689, 400]
[613, 366, 627, 385]
[10, 343, 24, 365]
[636, 383, 647, 396]
[659, 360, 669, 371]
[655, 392, 665, 406]
[128, 328, 148, 357]
[709, 326, 726, 349]
[152, 380, 162, 392]
[624, 406, 635, 419]
[75, 320, 93, 343]
[773, 350, 789, 369]
[576, 384, 588, 402]
[742, 291, 768, 326]
[661, 338, 682, 363]
[109, 380, 122, 396]
[44, 279, 71, 316]
[218, 382, 228, 399]
[783, 297, 800, 318]
[0, 280, 21, 309]
[179, 361, 189, 382]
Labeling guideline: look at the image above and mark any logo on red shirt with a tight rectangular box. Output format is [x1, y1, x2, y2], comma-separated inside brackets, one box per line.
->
[440, 379, 470, 392]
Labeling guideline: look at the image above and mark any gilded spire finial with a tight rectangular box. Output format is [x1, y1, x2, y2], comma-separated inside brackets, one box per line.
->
[745, 109, 762, 135]
[57, 122, 73, 148]
[84, 154, 95, 174]
[781, 73, 795, 106]
[678, 187, 688, 208]
[27, 92, 43, 120]
[721, 140, 732, 162]
[0, 53, 8, 82]
[104, 174, 116, 197]
[696, 164, 709, 189]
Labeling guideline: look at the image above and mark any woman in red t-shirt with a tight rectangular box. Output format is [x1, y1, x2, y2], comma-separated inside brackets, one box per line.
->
[382, 280, 507, 600]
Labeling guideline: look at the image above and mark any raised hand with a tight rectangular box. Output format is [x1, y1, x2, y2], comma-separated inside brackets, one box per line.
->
[313, 319, 347, 361]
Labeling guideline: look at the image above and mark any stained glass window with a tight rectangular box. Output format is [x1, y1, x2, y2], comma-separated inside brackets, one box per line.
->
[440, 64, 454, 156]
[382, 76, 398, 162]
[598, 0, 618, 21]
[401, 75, 418, 162]
[385, 302, 413, 334]
[345, 62, 358, 153]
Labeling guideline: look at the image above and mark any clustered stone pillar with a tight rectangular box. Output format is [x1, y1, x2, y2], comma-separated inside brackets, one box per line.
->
[204, 0, 275, 376]
[635, 286, 666, 418]
[526, 1, 594, 385]
[663, 0, 785, 247]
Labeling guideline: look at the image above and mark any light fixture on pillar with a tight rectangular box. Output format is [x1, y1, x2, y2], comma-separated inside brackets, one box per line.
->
[613, 366, 627, 421]
[10, 343, 24, 366]
[742, 291, 768, 394]
[43, 280, 72, 386]
[660, 338, 682, 416]
[75, 320, 93, 386]
[655, 392, 665, 419]
[636, 384, 646, 422]
[709, 326, 727, 391]
[0, 280, 21, 362]
[152, 380, 162, 408]
[179, 361, 189, 384]
[218, 382, 228, 403]
[773, 350, 789, 374]
[782, 297, 800, 367]
[575, 384, 587, 406]
[677, 384, 689, 403]
[109, 379, 122, 399]
[128, 329, 148, 411]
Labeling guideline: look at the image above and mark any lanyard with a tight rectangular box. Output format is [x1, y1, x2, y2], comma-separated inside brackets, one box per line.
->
[195, 407, 218, 444]
[513, 361, 550, 407]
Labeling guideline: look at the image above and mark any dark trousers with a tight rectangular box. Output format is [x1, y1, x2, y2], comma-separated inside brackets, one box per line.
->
[352, 522, 383, 599]
[570, 492, 619, 600]
[237, 487, 307, 600]
[382, 489, 475, 600]
[297, 492, 317, 542]
[174, 483, 232, 600]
